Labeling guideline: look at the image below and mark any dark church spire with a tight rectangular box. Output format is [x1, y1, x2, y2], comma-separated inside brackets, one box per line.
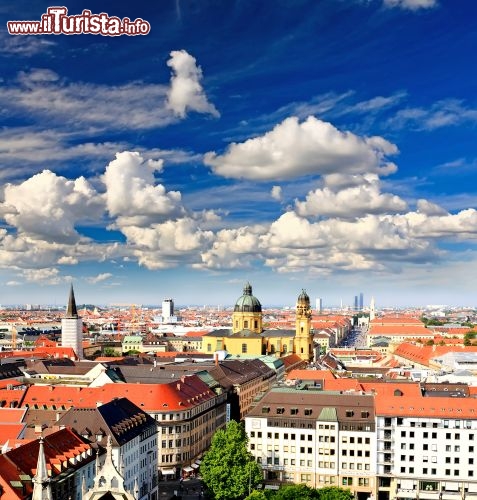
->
[66, 284, 78, 318]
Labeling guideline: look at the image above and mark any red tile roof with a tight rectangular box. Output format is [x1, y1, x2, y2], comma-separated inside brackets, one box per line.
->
[21, 375, 216, 412]
[286, 369, 336, 381]
[392, 342, 477, 367]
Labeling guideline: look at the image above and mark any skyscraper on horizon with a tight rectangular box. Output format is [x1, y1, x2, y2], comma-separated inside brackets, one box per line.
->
[359, 292, 364, 311]
[315, 297, 323, 313]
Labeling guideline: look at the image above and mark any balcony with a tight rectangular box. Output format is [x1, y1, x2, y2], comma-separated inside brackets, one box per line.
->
[377, 454, 392, 464]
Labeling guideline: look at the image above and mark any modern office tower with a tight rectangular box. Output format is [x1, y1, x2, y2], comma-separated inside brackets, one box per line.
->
[316, 297, 323, 313]
[354, 295, 359, 311]
[162, 298, 174, 319]
[359, 292, 364, 311]
[61, 284, 83, 359]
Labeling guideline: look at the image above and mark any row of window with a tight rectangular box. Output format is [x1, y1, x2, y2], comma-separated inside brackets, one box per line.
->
[341, 463, 371, 470]
[399, 467, 474, 477]
[250, 432, 370, 445]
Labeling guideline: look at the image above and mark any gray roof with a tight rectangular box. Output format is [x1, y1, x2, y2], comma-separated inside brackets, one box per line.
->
[56, 397, 157, 446]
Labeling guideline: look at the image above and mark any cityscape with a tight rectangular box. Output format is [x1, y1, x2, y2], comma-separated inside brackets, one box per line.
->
[1, 0, 477, 499]
[0, 283, 477, 499]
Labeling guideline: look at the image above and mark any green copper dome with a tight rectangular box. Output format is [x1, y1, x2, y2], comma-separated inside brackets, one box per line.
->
[234, 282, 262, 313]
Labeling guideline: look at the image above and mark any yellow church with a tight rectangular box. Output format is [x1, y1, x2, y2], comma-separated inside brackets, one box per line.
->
[201, 282, 314, 361]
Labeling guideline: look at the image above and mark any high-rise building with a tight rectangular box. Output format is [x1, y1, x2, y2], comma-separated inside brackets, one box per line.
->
[61, 285, 83, 359]
[354, 295, 359, 311]
[359, 292, 364, 311]
[315, 297, 323, 313]
[162, 298, 174, 319]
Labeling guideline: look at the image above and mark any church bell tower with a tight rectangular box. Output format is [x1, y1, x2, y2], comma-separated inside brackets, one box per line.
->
[295, 289, 313, 362]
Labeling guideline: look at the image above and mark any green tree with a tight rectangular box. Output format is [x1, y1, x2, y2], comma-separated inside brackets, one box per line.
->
[272, 484, 320, 500]
[317, 486, 354, 500]
[245, 491, 268, 500]
[103, 347, 121, 357]
[201, 421, 262, 500]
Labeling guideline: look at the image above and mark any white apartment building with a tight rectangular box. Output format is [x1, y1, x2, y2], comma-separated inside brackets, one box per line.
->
[376, 389, 477, 500]
[245, 387, 376, 500]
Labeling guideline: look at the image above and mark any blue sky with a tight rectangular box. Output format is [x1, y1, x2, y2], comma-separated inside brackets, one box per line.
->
[0, 0, 477, 308]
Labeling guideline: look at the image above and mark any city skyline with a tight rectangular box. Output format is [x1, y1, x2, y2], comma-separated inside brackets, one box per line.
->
[1, 1, 477, 307]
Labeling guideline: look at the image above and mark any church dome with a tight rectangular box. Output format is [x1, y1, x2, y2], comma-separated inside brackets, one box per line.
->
[234, 282, 262, 312]
[297, 289, 310, 304]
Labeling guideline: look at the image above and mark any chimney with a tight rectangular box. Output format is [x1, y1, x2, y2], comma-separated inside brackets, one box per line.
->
[214, 353, 219, 366]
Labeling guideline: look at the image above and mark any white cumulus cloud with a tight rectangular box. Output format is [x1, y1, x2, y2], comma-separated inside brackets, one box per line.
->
[295, 174, 408, 218]
[204, 116, 398, 181]
[2, 170, 103, 243]
[102, 151, 183, 227]
[166, 49, 219, 118]
[271, 186, 282, 201]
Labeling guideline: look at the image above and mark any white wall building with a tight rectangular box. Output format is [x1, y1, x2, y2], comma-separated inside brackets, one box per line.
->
[245, 387, 376, 499]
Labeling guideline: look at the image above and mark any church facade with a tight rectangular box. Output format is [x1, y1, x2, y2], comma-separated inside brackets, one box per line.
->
[201, 283, 314, 362]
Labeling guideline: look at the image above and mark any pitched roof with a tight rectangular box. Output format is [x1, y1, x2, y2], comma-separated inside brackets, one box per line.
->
[22, 375, 216, 412]
[0, 428, 95, 498]
[56, 397, 157, 446]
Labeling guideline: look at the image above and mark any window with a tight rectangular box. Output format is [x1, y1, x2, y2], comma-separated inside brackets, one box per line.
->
[262, 407, 270, 414]
[304, 408, 312, 416]
[291, 408, 298, 415]
[342, 477, 353, 486]
[241, 343, 247, 353]
[276, 407, 285, 415]
[346, 410, 354, 417]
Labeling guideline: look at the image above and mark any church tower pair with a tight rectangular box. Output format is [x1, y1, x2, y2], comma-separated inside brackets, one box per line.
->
[231, 283, 313, 361]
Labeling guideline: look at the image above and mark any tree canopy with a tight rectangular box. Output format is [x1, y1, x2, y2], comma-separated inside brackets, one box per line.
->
[201, 420, 262, 500]
[244, 485, 354, 500]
